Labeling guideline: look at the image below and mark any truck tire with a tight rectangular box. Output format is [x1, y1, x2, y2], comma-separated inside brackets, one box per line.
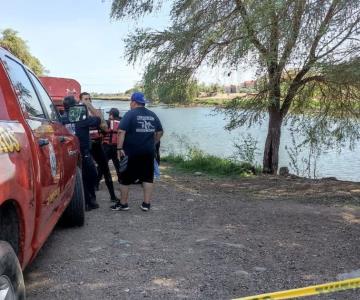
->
[0, 241, 25, 300]
[60, 167, 85, 227]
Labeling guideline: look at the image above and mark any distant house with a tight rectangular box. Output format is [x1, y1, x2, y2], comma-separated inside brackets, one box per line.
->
[224, 80, 257, 93]
[224, 84, 240, 93]
[241, 80, 257, 89]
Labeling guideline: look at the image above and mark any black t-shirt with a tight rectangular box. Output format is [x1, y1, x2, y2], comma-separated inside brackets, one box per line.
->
[120, 107, 163, 157]
[62, 114, 101, 155]
[76, 116, 101, 154]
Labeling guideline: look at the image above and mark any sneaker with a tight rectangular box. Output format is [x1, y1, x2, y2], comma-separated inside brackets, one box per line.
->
[140, 202, 151, 211]
[111, 202, 129, 211]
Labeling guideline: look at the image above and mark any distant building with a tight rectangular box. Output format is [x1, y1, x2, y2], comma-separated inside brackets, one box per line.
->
[224, 84, 240, 93]
[224, 80, 257, 93]
[240, 80, 257, 89]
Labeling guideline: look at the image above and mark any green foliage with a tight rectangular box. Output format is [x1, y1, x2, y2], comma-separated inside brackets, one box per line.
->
[163, 147, 259, 177]
[285, 129, 322, 179]
[111, 0, 162, 19]
[124, 82, 144, 95]
[143, 63, 198, 103]
[197, 82, 224, 95]
[91, 92, 129, 100]
[163, 133, 260, 176]
[233, 134, 259, 165]
[0, 29, 46, 75]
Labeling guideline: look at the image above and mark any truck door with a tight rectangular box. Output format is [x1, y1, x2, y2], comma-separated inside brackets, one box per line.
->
[27, 72, 78, 197]
[2, 56, 65, 233]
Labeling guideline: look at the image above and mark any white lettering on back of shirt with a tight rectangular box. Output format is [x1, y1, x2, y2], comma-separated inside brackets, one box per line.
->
[136, 115, 155, 132]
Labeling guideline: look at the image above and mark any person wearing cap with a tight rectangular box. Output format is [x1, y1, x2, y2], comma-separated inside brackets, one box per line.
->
[111, 92, 163, 212]
[78, 92, 120, 203]
[97, 108, 122, 185]
[62, 96, 101, 211]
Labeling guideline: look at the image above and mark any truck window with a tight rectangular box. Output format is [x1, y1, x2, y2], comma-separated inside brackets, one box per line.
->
[28, 72, 59, 122]
[3, 56, 46, 119]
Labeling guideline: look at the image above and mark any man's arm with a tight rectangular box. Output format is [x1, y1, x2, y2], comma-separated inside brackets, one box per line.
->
[155, 131, 163, 144]
[117, 129, 126, 159]
[82, 99, 108, 131]
[154, 114, 163, 144]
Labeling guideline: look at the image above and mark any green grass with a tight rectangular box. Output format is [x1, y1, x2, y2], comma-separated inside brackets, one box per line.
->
[162, 149, 260, 177]
[193, 98, 228, 106]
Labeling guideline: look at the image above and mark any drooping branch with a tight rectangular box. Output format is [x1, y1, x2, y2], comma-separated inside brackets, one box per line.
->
[299, 75, 326, 85]
[278, 1, 306, 72]
[234, 0, 268, 56]
[307, 0, 340, 62]
[317, 14, 360, 60]
[280, 0, 341, 117]
[110, 0, 163, 19]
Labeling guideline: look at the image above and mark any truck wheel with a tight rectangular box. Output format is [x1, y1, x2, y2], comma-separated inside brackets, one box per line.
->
[60, 167, 85, 227]
[0, 241, 25, 300]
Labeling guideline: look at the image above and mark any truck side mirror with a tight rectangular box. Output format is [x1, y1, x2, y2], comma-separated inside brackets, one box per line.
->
[68, 105, 88, 123]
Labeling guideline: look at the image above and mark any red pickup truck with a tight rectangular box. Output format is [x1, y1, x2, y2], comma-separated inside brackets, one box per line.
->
[0, 47, 85, 299]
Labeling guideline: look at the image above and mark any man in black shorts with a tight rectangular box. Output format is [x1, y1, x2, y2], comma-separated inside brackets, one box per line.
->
[111, 92, 163, 211]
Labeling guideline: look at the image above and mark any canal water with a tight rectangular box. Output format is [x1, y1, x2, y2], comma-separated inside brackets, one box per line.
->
[93, 100, 360, 182]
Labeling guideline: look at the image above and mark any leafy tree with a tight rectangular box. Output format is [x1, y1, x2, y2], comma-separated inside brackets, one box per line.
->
[0, 29, 45, 75]
[124, 81, 144, 95]
[111, 0, 360, 174]
[143, 63, 198, 103]
[196, 82, 225, 96]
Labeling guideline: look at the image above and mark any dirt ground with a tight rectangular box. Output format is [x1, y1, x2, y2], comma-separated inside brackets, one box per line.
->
[24, 167, 360, 299]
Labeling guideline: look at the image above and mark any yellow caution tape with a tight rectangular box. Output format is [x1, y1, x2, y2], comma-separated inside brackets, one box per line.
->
[233, 277, 360, 300]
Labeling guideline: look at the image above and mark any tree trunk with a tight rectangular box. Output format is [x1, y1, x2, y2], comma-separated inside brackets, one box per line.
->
[263, 110, 283, 174]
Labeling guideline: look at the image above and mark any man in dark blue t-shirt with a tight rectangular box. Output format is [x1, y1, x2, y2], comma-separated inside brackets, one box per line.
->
[111, 92, 163, 212]
[63, 96, 102, 211]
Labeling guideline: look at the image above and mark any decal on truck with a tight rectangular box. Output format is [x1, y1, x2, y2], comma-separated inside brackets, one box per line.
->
[46, 187, 60, 205]
[48, 142, 57, 178]
[0, 127, 21, 153]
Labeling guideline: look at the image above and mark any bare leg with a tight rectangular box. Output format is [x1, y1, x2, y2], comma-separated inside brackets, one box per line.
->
[119, 184, 129, 204]
[142, 182, 154, 204]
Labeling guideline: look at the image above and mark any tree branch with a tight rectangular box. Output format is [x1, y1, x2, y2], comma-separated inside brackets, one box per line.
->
[234, 0, 268, 56]
[299, 75, 326, 85]
[307, 0, 339, 62]
[280, 0, 340, 117]
[316, 15, 360, 60]
[278, 1, 305, 71]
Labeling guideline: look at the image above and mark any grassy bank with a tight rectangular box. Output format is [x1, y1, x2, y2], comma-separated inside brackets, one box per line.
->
[162, 150, 260, 177]
[92, 93, 243, 106]
[192, 97, 228, 106]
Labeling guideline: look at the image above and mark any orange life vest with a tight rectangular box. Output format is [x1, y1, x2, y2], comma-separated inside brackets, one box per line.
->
[90, 128, 102, 141]
[103, 119, 120, 145]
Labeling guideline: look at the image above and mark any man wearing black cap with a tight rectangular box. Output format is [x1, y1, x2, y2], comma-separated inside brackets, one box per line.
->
[78, 92, 119, 203]
[98, 108, 122, 184]
[111, 92, 163, 212]
[62, 96, 102, 211]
